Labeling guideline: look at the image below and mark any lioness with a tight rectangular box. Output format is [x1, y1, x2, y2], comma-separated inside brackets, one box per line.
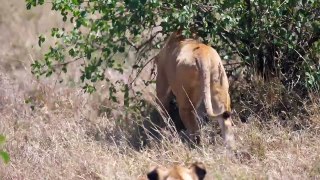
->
[146, 162, 206, 180]
[155, 31, 234, 147]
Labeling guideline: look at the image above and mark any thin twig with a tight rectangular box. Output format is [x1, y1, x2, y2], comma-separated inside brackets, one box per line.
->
[125, 30, 162, 53]
[52, 57, 84, 87]
[128, 56, 156, 87]
[52, 56, 84, 68]
[223, 62, 243, 66]
[136, 31, 162, 51]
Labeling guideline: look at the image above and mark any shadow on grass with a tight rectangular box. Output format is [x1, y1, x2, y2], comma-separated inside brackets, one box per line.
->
[128, 96, 213, 150]
[128, 97, 186, 150]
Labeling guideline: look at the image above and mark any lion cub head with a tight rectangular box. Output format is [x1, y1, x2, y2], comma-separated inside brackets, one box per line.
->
[146, 162, 206, 180]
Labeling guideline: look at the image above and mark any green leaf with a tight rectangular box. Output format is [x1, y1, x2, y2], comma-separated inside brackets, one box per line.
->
[0, 135, 5, 145]
[26, 0, 36, 9]
[140, 0, 146, 5]
[62, 65, 67, 73]
[26, 2, 32, 9]
[118, 46, 125, 53]
[69, 48, 76, 57]
[38, 0, 44, 5]
[0, 151, 10, 164]
[38, 35, 45, 47]
[72, 0, 80, 5]
[83, 84, 96, 93]
[25, 98, 32, 104]
[46, 70, 53, 77]
[125, 0, 140, 9]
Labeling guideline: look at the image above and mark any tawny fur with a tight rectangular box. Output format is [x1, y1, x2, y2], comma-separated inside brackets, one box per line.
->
[155, 31, 234, 147]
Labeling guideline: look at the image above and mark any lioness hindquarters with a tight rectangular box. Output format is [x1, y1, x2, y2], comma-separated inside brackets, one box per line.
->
[155, 31, 235, 147]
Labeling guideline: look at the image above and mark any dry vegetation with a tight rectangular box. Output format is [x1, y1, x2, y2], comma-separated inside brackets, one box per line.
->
[1, 1, 320, 179]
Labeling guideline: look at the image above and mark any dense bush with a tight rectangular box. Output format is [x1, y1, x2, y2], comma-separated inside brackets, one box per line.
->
[26, 0, 320, 99]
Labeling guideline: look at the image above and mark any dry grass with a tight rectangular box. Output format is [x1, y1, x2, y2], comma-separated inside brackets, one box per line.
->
[1, 1, 320, 180]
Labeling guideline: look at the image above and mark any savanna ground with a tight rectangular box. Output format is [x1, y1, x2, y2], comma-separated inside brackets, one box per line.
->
[1, 1, 320, 179]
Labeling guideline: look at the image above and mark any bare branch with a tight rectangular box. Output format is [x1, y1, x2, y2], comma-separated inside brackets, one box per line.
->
[136, 30, 162, 52]
[125, 38, 138, 51]
[52, 56, 84, 68]
[223, 62, 243, 66]
[128, 56, 156, 87]
[197, 3, 214, 13]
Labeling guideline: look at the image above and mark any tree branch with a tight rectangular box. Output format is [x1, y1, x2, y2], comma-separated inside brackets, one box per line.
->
[128, 56, 156, 87]
[137, 31, 162, 51]
[125, 30, 162, 52]
[52, 56, 84, 68]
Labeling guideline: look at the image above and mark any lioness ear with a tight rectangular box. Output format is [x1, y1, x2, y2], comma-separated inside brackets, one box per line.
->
[147, 168, 159, 180]
[222, 111, 232, 119]
[147, 167, 169, 180]
[190, 162, 206, 180]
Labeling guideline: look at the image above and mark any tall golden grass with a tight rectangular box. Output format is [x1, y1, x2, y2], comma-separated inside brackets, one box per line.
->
[0, 1, 320, 179]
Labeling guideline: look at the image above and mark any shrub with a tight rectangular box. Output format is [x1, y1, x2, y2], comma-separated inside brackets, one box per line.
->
[26, 0, 320, 106]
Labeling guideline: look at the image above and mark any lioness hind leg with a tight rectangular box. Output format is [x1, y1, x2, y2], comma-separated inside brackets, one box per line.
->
[179, 107, 200, 144]
[156, 73, 171, 117]
[176, 93, 201, 144]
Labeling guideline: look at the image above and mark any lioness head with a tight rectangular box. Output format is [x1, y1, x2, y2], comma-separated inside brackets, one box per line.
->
[146, 162, 206, 180]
